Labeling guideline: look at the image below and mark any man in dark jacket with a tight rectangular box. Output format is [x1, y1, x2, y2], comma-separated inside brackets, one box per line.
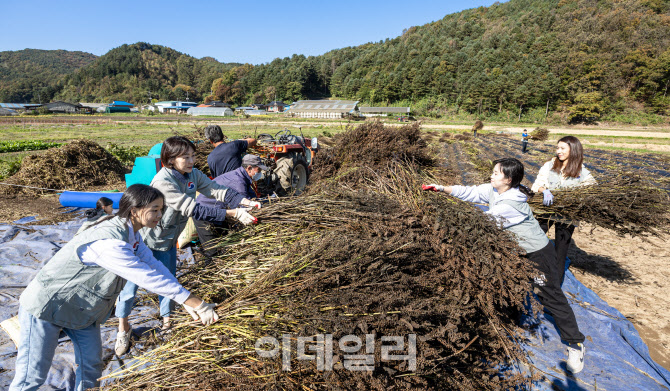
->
[194, 154, 268, 257]
[205, 125, 257, 177]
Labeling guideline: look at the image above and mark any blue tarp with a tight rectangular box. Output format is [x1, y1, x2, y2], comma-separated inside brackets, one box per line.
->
[0, 214, 668, 390]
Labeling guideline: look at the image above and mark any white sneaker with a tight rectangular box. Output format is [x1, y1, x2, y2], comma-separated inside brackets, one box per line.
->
[115, 329, 132, 356]
[566, 343, 585, 374]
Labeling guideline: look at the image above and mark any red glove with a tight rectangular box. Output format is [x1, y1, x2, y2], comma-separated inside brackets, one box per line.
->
[422, 184, 436, 191]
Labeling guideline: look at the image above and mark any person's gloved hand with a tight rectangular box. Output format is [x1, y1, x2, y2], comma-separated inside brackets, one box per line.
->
[233, 208, 258, 225]
[240, 198, 262, 209]
[542, 189, 554, 206]
[184, 301, 219, 325]
[422, 184, 445, 192]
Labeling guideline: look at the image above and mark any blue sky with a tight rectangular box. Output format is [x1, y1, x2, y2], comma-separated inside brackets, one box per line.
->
[1, 0, 504, 64]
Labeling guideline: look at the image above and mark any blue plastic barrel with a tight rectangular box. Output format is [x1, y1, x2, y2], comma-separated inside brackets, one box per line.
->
[59, 191, 124, 209]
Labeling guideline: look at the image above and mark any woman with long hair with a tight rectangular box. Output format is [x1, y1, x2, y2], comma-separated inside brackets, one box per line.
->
[423, 158, 586, 374]
[531, 136, 596, 284]
[9, 184, 218, 391]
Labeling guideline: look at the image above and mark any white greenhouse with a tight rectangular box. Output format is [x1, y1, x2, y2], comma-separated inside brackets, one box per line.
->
[187, 107, 234, 117]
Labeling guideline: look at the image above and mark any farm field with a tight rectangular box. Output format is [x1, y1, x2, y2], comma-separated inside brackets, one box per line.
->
[0, 116, 669, 375]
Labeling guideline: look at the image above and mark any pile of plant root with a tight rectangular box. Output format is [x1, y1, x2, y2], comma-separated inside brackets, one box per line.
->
[529, 172, 670, 238]
[0, 140, 126, 195]
[529, 128, 549, 141]
[310, 121, 456, 190]
[102, 124, 543, 391]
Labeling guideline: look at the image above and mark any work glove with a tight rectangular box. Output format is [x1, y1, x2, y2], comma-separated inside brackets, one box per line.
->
[542, 189, 554, 206]
[233, 208, 258, 225]
[184, 301, 219, 326]
[240, 198, 262, 209]
[422, 184, 445, 192]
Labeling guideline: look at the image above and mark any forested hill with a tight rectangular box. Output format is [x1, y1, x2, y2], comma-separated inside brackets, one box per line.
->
[53, 43, 240, 104]
[234, 0, 670, 120]
[6, 0, 670, 121]
[0, 49, 96, 103]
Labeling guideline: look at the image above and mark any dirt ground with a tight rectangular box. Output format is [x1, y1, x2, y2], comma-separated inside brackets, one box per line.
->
[555, 224, 670, 371]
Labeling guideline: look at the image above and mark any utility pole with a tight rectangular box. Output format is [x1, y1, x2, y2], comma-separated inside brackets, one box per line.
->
[186, 91, 190, 101]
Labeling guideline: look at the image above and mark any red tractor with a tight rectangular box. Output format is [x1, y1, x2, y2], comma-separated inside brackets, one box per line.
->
[249, 129, 319, 196]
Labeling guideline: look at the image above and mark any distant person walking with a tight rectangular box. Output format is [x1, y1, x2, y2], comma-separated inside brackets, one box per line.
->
[205, 125, 257, 177]
[472, 120, 483, 138]
[531, 136, 597, 284]
[522, 129, 529, 153]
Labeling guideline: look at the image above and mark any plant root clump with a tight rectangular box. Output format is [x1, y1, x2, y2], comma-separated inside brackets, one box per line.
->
[0, 140, 126, 195]
[529, 172, 670, 238]
[529, 127, 549, 141]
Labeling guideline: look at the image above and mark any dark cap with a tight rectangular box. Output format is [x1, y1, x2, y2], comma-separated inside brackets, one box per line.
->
[242, 154, 269, 171]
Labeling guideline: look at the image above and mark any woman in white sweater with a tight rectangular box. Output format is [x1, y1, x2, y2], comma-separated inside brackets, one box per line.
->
[423, 158, 586, 374]
[531, 136, 596, 284]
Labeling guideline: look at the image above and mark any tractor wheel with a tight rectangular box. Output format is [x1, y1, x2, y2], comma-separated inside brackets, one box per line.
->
[274, 153, 309, 196]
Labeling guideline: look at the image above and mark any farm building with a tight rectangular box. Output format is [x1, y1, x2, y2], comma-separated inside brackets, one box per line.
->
[80, 103, 108, 113]
[161, 101, 198, 114]
[267, 101, 288, 113]
[187, 107, 234, 116]
[45, 101, 89, 114]
[359, 106, 411, 117]
[0, 107, 18, 116]
[154, 101, 177, 113]
[110, 100, 134, 108]
[250, 103, 267, 110]
[0, 103, 42, 113]
[287, 100, 360, 119]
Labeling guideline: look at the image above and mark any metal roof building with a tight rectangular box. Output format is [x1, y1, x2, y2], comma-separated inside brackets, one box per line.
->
[0, 103, 42, 111]
[359, 107, 411, 117]
[287, 100, 360, 119]
[0, 108, 18, 116]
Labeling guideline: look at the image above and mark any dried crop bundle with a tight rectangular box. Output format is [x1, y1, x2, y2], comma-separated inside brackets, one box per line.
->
[102, 175, 539, 390]
[0, 139, 126, 195]
[529, 128, 549, 141]
[472, 120, 484, 131]
[101, 123, 543, 391]
[529, 173, 670, 237]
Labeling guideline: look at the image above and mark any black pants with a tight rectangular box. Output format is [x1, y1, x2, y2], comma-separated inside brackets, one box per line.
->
[527, 242, 585, 344]
[538, 217, 575, 285]
[522, 140, 528, 153]
[193, 219, 229, 258]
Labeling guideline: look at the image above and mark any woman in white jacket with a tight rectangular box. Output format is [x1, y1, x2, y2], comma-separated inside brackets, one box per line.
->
[531, 136, 596, 284]
[423, 158, 586, 374]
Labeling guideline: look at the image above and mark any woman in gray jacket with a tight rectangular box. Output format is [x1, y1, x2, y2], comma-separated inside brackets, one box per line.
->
[9, 184, 218, 391]
[114, 136, 260, 356]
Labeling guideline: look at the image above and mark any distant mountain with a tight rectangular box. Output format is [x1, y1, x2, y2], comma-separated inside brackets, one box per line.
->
[0, 49, 96, 102]
[54, 42, 240, 104]
[3, 0, 669, 120]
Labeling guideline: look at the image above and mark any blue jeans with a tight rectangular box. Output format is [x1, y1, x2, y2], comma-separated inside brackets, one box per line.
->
[115, 246, 177, 319]
[9, 307, 102, 391]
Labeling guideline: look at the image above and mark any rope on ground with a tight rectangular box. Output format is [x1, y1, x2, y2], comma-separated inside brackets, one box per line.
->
[0, 182, 65, 192]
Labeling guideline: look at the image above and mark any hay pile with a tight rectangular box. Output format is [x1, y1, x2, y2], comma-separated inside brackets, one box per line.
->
[1, 140, 126, 195]
[529, 173, 670, 237]
[103, 123, 540, 390]
[529, 128, 549, 141]
[472, 120, 484, 132]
